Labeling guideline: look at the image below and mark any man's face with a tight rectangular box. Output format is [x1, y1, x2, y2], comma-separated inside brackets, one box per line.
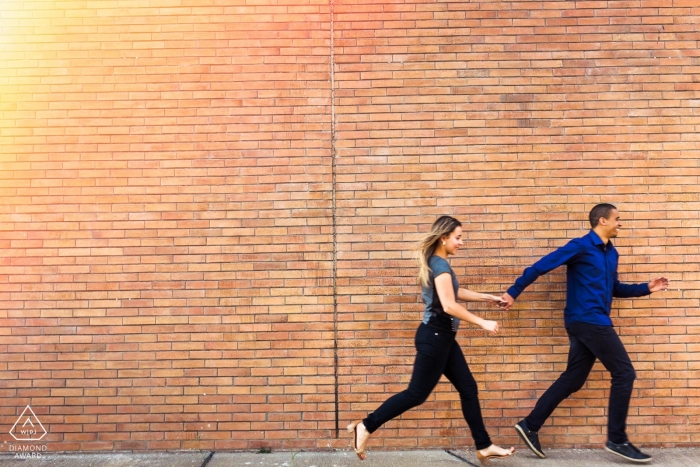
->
[600, 209, 621, 238]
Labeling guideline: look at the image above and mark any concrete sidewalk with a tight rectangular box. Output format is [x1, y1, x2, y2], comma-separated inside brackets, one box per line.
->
[1, 448, 700, 467]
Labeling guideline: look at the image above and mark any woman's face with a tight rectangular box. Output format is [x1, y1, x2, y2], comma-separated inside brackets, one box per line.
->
[441, 226, 463, 256]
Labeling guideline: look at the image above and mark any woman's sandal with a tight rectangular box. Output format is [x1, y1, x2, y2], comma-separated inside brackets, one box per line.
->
[476, 445, 515, 465]
[346, 420, 369, 460]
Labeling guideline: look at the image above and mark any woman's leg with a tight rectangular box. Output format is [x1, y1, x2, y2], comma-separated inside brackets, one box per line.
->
[363, 324, 452, 433]
[442, 341, 492, 450]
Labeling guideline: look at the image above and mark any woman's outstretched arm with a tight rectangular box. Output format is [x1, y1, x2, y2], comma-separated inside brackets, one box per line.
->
[458, 287, 507, 305]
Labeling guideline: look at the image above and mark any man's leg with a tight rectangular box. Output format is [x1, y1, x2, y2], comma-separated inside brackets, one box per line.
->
[524, 327, 597, 431]
[570, 323, 636, 444]
[515, 326, 596, 458]
[569, 323, 650, 462]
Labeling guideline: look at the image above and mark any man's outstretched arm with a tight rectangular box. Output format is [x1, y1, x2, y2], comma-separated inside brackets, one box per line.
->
[501, 239, 583, 310]
[613, 274, 669, 298]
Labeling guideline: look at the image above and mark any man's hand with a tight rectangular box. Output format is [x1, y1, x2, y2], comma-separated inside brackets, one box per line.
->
[500, 292, 515, 311]
[648, 276, 669, 293]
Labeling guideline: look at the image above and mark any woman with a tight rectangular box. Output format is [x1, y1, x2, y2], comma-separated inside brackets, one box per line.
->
[348, 216, 515, 463]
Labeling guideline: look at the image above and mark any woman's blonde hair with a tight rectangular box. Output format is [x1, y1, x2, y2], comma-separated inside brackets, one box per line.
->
[416, 215, 462, 287]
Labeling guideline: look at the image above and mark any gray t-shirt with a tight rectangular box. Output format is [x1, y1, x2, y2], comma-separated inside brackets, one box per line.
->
[422, 256, 460, 331]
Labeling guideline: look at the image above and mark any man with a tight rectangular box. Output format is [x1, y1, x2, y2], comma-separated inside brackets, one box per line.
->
[501, 203, 669, 463]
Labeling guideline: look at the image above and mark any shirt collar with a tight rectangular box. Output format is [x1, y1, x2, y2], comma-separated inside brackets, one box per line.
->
[587, 230, 612, 249]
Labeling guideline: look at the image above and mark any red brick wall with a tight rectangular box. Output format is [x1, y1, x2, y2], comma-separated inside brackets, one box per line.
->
[1, 0, 698, 453]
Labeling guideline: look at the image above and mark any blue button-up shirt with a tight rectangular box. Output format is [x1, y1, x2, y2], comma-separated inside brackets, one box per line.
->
[507, 231, 651, 327]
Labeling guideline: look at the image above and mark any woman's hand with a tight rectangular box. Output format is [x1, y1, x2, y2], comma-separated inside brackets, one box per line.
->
[480, 319, 499, 335]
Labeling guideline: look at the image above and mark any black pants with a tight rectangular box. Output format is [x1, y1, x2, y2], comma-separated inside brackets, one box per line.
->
[524, 322, 636, 444]
[362, 322, 492, 450]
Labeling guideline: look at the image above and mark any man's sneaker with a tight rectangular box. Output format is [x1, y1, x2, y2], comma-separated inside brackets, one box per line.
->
[605, 440, 652, 463]
[514, 419, 546, 459]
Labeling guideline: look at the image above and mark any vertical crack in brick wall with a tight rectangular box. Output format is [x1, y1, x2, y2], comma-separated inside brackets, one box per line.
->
[330, 0, 340, 440]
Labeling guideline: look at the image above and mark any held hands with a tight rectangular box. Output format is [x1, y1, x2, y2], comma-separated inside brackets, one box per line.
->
[500, 292, 515, 311]
[484, 294, 509, 308]
[648, 276, 670, 293]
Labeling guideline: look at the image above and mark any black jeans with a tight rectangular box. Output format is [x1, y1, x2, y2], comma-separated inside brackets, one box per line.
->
[524, 322, 636, 444]
[362, 322, 492, 450]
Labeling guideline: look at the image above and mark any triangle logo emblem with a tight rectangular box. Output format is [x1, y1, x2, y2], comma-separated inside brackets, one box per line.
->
[10, 406, 47, 441]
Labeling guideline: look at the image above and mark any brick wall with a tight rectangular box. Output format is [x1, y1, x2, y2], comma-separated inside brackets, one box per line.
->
[1, 0, 699, 453]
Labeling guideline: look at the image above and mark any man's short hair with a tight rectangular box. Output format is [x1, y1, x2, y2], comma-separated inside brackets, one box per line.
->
[589, 203, 617, 228]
